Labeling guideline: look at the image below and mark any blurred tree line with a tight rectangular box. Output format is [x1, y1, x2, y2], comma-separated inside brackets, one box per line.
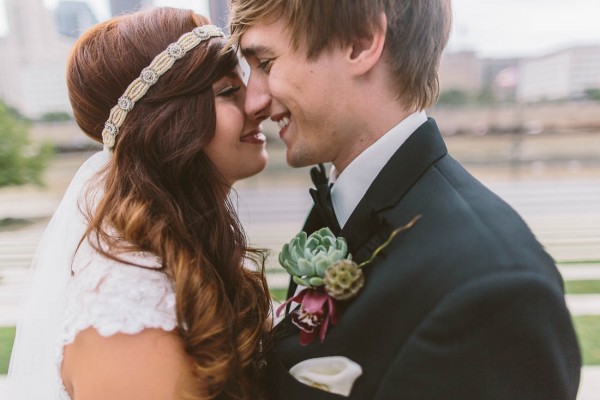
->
[436, 87, 600, 107]
[436, 88, 505, 107]
[0, 101, 53, 187]
[585, 88, 600, 101]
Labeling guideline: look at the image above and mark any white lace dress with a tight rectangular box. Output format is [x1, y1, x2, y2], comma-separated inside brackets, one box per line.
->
[56, 243, 177, 399]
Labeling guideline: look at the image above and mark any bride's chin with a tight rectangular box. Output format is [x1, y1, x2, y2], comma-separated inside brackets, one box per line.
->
[237, 160, 269, 183]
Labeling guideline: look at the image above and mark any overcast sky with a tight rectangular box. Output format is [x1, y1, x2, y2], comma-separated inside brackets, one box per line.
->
[1, 0, 599, 58]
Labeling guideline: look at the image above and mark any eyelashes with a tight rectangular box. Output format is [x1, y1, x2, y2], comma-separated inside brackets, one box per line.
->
[216, 85, 242, 97]
[257, 59, 274, 73]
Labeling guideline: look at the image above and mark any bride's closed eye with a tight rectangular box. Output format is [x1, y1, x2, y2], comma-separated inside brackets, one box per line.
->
[216, 85, 241, 98]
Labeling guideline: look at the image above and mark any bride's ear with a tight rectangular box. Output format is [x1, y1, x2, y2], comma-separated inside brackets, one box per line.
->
[346, 12, 387, 76]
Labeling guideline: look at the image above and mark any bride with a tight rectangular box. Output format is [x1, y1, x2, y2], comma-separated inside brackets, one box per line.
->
[6, 7, 272, 399]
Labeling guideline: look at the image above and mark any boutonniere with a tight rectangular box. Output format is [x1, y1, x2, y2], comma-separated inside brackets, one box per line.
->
[277, 215, 422, 345]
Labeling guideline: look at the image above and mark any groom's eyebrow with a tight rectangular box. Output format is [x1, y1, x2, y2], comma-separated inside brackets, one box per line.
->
[240, 45, 273, 59]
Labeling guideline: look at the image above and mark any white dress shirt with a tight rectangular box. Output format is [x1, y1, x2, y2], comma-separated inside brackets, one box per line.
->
[330, 111, 427, 229]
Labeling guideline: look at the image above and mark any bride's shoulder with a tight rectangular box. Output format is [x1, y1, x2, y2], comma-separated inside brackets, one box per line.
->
[62, 246, 177, 346]
[61, 327, 194, 399]
[58, 246, 189, 399]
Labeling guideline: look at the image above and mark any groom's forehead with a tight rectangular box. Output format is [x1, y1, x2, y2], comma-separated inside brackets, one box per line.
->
[239, 19, 293, 56]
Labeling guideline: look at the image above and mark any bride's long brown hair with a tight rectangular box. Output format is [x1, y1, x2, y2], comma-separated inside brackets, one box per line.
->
[66, 7, 271, 399]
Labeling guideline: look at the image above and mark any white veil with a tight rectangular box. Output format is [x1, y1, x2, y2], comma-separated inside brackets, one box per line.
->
[5, 150, 110, 399]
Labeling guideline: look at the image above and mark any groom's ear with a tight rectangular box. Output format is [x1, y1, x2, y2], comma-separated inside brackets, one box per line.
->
[346, 12, 387, 76]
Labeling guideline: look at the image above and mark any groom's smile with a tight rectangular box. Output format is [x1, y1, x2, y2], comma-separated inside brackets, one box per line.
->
[241, 17, 359, 169]
[275, 115, 290, 137]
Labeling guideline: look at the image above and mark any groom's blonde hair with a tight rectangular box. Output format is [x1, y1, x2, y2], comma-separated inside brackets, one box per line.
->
[228, 0, 452, 111]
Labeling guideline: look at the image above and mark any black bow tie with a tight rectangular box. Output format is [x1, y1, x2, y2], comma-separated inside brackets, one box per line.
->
[283, 164, 341, 316]
[309, 164, 341, 235]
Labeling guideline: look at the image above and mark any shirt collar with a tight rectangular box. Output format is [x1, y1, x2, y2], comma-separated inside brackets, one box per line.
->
[330, 111, 427, 228]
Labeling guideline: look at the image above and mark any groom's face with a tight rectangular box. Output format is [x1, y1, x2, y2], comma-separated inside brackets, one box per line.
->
[241, 18, 353, 168]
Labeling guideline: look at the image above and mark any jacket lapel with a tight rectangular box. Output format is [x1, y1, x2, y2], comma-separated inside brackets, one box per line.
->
[341, 118, 447, 260]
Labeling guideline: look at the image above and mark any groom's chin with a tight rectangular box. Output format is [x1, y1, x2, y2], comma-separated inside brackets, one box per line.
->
[285, 149, 319, 169]
[286, 158, 312, 169]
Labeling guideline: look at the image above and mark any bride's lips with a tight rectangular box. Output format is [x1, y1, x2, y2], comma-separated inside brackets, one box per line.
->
[240, 129, 266, 144]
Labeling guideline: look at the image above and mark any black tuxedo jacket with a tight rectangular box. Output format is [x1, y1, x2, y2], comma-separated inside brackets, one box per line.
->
[265, 118, 581, 399]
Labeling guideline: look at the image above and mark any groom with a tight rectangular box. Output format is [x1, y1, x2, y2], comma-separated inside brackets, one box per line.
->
[230, 1, 581, 398]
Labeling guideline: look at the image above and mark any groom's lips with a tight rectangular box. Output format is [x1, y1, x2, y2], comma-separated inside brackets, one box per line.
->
[273, 114, 291, 138]
[279, 123, 289, 139]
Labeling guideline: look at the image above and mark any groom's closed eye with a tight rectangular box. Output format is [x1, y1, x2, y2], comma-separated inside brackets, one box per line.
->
[241, 45, 276, 70]
[256, 58, 274, 73]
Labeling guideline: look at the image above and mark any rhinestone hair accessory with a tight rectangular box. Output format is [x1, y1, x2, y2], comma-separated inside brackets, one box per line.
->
[101, 25, 225, 151]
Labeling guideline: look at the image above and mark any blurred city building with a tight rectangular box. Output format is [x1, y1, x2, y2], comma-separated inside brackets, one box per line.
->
[438, 50, 519, 106]
[480, 57, 519, 103]
[0, 0, 72, 119]
[438, 51, 482, 93]
[0, 0, 237, 120]
[439, 45, 600, 105]
[55, 0, 97, 39]
[109, 0, 151, 16]
[518, 45, 600, 102]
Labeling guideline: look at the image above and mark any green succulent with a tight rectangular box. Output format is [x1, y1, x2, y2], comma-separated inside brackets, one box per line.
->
[279, 227, 350, 287]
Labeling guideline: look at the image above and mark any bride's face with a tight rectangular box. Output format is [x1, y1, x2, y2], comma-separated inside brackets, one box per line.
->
[205, 70, 268, 185]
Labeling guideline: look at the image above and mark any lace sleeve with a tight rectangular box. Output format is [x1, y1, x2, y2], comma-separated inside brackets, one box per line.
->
[55, 247, 178, 399]
[61, 248, 177, 347]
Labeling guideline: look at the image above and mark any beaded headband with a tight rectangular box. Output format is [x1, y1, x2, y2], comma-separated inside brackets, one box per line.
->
[102, 25, 225, 151]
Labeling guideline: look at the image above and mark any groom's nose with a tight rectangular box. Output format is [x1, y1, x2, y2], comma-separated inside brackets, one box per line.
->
[244, 72, 271, 122]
